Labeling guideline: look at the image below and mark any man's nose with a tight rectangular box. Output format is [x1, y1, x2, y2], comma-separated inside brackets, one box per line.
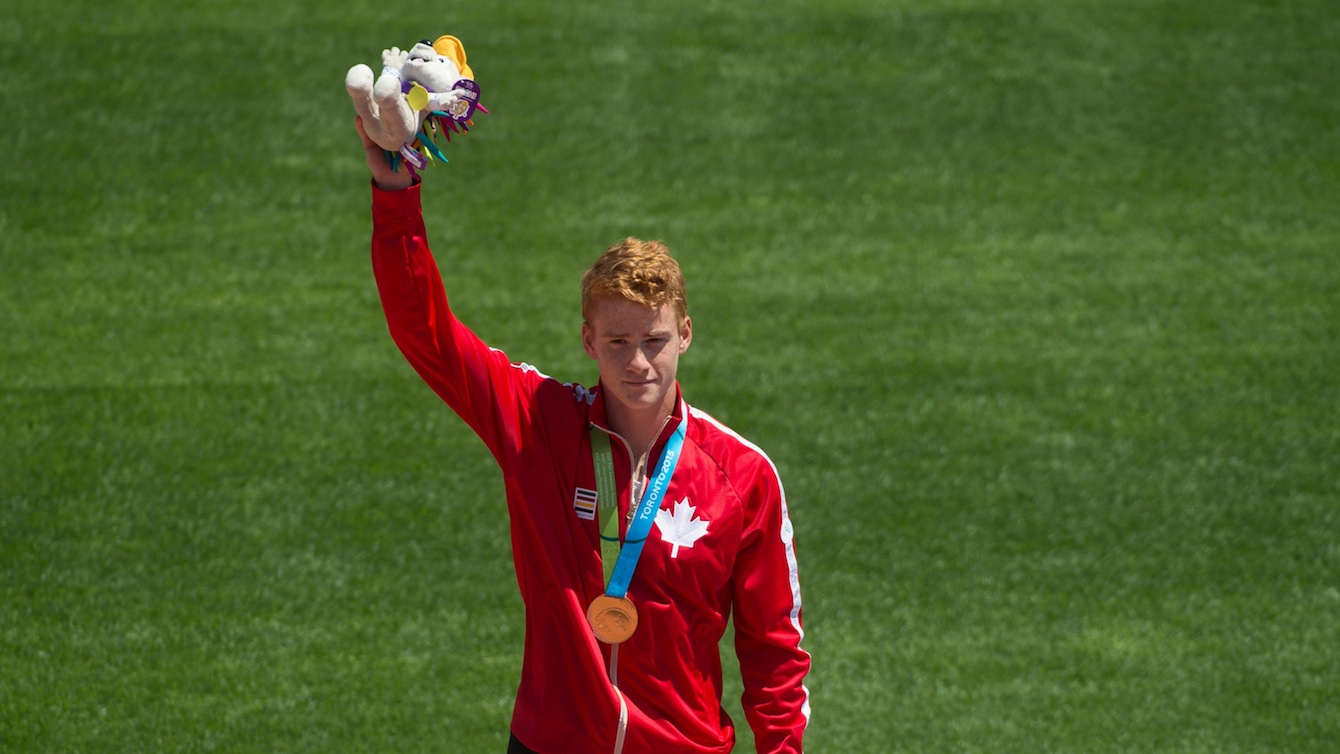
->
[628, 345, 652, 371]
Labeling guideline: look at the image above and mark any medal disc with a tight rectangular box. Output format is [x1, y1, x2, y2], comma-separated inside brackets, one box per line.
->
[587, 595, 638, 644]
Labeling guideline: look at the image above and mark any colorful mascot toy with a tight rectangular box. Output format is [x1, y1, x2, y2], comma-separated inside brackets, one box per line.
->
[345, 35, 487, 174]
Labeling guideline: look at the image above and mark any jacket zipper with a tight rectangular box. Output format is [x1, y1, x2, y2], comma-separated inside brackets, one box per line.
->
[591, 411, 677, 754]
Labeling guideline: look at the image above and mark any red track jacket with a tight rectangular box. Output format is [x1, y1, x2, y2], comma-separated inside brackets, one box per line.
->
[369, 184, 810, 753]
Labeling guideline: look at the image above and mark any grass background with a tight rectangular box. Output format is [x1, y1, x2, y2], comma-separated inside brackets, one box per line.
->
[2, 0, 1337, 751]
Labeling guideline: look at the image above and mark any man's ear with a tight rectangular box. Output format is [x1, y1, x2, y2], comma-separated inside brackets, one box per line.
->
[581, 321, 598, 360]
[678, 316, 693, 354]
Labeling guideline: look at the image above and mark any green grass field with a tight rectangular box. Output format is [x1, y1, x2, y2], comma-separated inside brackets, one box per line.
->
[3, 0, 1337, 751]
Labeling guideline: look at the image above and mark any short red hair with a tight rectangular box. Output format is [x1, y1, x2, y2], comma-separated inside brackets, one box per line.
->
[581, 238, 688, 324]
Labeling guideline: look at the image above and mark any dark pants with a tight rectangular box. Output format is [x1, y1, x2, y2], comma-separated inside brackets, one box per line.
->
[508, 732, 539, 754]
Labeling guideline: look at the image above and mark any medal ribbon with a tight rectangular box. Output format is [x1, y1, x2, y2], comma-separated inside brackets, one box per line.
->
[589, 414, 689, 598]
[590, 429, 620, 587]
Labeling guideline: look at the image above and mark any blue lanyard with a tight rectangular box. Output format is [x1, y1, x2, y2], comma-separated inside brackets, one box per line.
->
[594, 414, 689, 599]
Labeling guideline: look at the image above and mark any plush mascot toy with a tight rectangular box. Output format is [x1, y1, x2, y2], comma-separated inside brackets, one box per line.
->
[345, 35, 487, 173]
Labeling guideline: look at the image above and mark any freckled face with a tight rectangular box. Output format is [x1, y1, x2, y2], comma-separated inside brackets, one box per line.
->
[582, 298, 692, 424]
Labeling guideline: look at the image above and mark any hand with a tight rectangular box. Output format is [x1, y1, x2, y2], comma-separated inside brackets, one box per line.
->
[356, 116, 415, 191]
[381, 46, 409, 72]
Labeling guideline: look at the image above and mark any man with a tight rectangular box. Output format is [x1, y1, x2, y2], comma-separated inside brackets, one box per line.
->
[356, 117, 810, 753]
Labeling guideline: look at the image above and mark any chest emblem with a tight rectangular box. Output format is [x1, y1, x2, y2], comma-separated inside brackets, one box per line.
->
[572, 487, 598, 521]
[656, 498, 710, 558]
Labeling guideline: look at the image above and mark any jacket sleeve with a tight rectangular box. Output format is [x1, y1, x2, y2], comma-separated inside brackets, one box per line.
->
[731, 458, 812, 753]
[368, 182, 527, 464]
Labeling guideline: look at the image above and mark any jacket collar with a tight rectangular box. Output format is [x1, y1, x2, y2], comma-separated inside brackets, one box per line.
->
[589, 381, 688, 451]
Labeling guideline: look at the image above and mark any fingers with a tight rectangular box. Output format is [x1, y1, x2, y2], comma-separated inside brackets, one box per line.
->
[355, 116, 374, 147]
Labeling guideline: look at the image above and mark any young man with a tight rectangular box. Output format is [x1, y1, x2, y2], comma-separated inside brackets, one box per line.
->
[356, 118, 810, 753]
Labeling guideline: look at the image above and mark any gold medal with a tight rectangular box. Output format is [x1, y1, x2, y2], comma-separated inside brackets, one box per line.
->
[587, 594, 638, 644]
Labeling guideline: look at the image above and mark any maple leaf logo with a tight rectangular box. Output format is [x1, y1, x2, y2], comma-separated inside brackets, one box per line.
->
[656, 498, 710, 558]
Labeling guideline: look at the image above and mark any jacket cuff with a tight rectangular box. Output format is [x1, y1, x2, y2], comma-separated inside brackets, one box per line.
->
[371, 179, 422, 221]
